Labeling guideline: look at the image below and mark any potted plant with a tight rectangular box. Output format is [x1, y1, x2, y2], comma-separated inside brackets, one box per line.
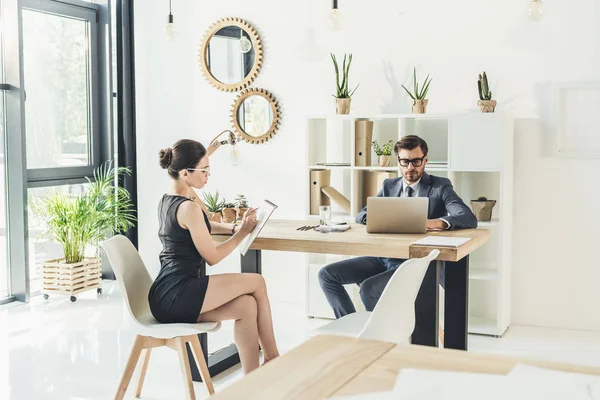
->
[331, 53, 359, 115]
[470, 196, 497, 222]
[33, 162, 136, 302]
[401, 66, 433, 114]
[372, 139, 395, 167]
[222, 202, 237, 223]
[477, 72, 497, 113]
[235, 194, 249, 220]
[202, 190, 225, 222]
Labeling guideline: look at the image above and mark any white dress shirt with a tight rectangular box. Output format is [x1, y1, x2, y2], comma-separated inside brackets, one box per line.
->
[401, 177, 451, 229]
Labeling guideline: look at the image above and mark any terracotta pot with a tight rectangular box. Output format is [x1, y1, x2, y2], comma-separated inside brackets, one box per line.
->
[478, 100, 497, 113]
[208, 211, 223, 223]
[412, 99, 428, 114]
[470, 200, 497, 222]
[335, 98, 351, 114]
[222, 208, 236, 223]
[378, 155, 392, 167]
[237, 208, 248, 220]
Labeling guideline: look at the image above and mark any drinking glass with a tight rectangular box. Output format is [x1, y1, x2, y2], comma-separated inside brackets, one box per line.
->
[319, 205, 331, 233]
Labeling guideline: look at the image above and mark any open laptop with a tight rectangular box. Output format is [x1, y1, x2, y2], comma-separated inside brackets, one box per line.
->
[366, 197, 429, 234]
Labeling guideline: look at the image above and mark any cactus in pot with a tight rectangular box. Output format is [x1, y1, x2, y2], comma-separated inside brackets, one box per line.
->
[477, 72, 497, 112]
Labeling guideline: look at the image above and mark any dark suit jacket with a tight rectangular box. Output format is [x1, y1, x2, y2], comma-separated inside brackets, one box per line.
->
[355, 173, 477, 230]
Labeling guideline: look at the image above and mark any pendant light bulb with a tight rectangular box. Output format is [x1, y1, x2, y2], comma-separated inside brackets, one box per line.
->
[527, 0, 545, 21]
[328, 0, 343, 31]
[164, 0, 177, 41]
[239, 36, 252, 53]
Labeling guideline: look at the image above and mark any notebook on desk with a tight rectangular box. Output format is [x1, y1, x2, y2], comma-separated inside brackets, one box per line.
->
[411, 236, 472, 248]
[238, 199, 278, 256]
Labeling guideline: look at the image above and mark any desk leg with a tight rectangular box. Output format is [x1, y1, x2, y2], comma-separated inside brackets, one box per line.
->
[411, 260, 440, 347]
[189, 249, 262, 381]
[444, 255, 469, 351]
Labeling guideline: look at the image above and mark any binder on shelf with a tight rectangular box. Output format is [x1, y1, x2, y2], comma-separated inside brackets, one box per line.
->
[310, 169, 331, 215]
[355, 120, 373, 167]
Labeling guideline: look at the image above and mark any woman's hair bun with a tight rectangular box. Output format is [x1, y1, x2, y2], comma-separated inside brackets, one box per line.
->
[159, 147, 173, 169]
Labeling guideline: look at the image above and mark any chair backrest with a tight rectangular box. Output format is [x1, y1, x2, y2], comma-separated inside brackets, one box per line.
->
[100, 235, 154, 326]
[358, 249, 440, 344]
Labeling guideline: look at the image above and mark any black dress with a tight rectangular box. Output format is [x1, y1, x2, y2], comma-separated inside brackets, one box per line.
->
[148, 194, 211, 323]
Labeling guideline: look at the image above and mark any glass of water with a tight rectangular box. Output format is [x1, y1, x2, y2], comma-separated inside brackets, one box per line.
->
[319, 205, 332, 233]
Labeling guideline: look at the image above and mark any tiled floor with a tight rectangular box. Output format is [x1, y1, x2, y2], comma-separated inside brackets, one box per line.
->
[1, 281, 600, 399]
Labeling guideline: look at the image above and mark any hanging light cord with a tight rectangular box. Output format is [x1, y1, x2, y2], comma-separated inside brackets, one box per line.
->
[168, 0, 173, 23]
[332, 0, 338, 10]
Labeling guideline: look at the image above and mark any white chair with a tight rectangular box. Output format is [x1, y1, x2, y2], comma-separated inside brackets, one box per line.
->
[313, 249, 440, 345]
[100, 235, 221, 400]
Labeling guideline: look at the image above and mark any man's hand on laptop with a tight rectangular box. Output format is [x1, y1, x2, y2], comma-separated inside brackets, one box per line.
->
[426, 219, 448, 231]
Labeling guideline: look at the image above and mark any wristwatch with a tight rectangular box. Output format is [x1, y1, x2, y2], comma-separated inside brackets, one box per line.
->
[231, 224, 237, 235]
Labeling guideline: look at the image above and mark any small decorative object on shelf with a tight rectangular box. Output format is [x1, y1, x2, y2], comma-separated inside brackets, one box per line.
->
[372, 139, 395, 167]
[331, 53, 359, 114]
[235, 193, 249, 220]
[222, 202, 237, 223]
[33, 162, 136, 302]
[402, 66, 432, 114]
[470, 196, 497, 222]
[477, 72, 497, 113]
[203, 190, 225, 222]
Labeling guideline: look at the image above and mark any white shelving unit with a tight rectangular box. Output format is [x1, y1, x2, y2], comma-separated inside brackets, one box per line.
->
[304, 113, 514, 337]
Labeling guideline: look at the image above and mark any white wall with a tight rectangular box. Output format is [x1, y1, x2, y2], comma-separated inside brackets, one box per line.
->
[134, 0, 600, 330]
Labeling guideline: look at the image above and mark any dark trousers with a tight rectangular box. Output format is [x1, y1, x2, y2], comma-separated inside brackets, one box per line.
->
[318, 256, 445, 319]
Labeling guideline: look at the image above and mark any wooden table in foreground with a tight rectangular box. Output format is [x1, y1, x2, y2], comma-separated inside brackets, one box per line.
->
[212, 335, 600, 400]
[190, 220, 489, 381]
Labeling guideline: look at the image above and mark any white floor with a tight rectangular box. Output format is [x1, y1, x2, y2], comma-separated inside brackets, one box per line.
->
[1, 281, 600, 400]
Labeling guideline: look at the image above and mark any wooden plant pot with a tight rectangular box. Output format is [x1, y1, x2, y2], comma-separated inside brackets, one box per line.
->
[470, 200, 497, 222]
[335, 98, 351, 115]
[209, 211, 223, 223]
[378, 155, 392, 167]
[222, 208, 237, 223]
[478, 100, 497, 113]
[412, 99, 428, 114]
[42, 257, 102, 302]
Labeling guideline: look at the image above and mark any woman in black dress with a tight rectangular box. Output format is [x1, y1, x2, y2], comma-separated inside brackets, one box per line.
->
[148, 139, 279, 374]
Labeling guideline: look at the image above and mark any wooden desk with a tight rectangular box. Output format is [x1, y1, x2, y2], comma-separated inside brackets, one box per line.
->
[211, 335, 600, 400]
[193, 220, 489, 380]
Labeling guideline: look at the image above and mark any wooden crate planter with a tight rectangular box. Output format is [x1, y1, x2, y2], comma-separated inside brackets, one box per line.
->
[42, 257, 102, 302]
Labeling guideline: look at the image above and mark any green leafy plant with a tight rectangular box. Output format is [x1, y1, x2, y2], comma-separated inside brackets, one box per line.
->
[202, 190, 225, 213]
[235, 194, 249, 209]
[478, 72, 492, 100]
[32, 162, 136, 264]
[372, 140, 395, 156]
[330, 53, 359, 99]
[401, 67, 432, 100]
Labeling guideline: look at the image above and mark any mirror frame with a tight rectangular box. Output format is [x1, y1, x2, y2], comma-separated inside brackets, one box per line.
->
[198, 17, 263, 92]
[230, 88, 281, 144]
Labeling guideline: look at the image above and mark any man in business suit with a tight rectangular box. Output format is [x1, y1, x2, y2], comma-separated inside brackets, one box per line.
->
[318, 135, 477, 318]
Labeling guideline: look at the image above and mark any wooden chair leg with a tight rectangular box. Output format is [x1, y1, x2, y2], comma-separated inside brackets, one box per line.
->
[175, 337, 196, 400]
[115, 335, 146, 400]
[189, 334, 215, 395]
[135, 348, 152, 398]
[439, 326, 445, 347]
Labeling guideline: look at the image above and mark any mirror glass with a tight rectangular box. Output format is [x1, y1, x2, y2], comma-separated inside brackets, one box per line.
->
[206, 26, 255, 84]
[236, 95, 274, 137]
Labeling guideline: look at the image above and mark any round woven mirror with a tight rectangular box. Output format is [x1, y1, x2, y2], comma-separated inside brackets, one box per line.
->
[198, 17, 263, 92]
[231, 88, 281, 144]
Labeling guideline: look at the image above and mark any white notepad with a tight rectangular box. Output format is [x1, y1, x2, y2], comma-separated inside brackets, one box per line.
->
[238, 199, 278, 256]
[411, 236, 472, 248]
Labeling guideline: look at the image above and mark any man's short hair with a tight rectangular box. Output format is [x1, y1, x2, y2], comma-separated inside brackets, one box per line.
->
[394, 135, 429, 156]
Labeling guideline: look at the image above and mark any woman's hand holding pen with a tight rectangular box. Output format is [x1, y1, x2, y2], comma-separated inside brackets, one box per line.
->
[239, 208, 258, 234]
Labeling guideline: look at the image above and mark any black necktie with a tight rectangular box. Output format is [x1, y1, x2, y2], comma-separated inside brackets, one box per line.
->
[406, 186, 415, 197]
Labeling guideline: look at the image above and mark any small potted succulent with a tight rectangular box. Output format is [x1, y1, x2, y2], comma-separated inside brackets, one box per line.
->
[222, 202, 237, 223]
[402, 66, 432, 114]
[470, 196, 497, 222]
[235, 194, 249, 220]
[202, 190, 225, 223]
[477, 71, 496, 113]
[372, 139, 395, 167]
[331, 53, 359, 115]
